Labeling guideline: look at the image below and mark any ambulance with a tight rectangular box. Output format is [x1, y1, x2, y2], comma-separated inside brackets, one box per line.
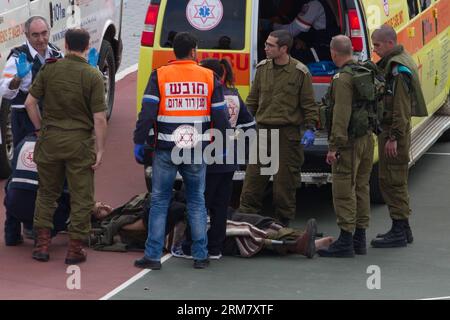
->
[137, 0, 450, 202]
[0, 0, 124, 178]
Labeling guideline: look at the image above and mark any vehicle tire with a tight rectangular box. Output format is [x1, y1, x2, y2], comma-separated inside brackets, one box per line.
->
[98, 40, 116, 120]
[0, 100, 13, 178]
[369, 163, 385, 204]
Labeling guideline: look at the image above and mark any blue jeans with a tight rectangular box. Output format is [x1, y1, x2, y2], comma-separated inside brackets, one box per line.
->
[144, 149, 208, 261]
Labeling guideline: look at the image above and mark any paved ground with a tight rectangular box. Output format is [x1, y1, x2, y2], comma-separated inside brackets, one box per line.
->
[0, 73, 145, 300]
[107, 139, 450, 300]
[118, 0, 149, 72]
[1, 69, 449, 299]
[1, 1, 449, 300]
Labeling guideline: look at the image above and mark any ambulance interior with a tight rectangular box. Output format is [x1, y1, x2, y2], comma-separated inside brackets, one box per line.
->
[257, 0, 367, 79]
[257, 0, 375, 107]
[256, 0, 370, 173]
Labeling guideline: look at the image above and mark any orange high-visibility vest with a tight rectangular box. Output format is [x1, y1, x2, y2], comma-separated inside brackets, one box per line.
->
[157, 60, 214, 120]
[153, 60, 216, 149]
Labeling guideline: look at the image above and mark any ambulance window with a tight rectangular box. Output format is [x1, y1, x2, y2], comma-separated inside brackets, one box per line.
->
[160, 0, 246, 50]
[408, 0, 420, 19]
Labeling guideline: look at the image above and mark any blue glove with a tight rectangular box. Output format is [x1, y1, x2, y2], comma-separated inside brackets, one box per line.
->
[301, 129, 315, 147]
[88, 48, 99, 67]
[15, 52, 32, 79]
[134, 144, 145, 164]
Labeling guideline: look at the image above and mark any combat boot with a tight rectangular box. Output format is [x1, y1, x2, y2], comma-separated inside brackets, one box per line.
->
[376, 219, 413, 244]
[353, 228, 367, 255]
[371, 219, 407, 248]
[287, 218, 317, 258]
[65, 239, 87, 264]
[32, 228, 51, 262]
[317, 229, 354, 258]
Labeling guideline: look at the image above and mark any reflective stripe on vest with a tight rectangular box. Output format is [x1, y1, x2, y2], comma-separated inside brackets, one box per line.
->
[155, 60, 215, 148]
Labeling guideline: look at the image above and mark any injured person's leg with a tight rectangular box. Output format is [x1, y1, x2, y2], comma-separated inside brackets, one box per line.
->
[315, 236, 334, 250]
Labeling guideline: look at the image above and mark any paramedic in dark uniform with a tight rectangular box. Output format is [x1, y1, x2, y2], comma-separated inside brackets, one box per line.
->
[24, 28, 107, 264]
[273, 0, 340, 64]
[0, 16, 63, 146]
[3, 135, 70, 246]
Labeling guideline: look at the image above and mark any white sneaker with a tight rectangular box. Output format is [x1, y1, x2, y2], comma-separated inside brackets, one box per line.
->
[171, 245, 193, 259]
[208, 253, 222, 260]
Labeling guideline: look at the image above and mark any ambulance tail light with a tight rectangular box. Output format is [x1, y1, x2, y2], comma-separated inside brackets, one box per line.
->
[141, 4, 159, 47]
[348, 9, 363, 51]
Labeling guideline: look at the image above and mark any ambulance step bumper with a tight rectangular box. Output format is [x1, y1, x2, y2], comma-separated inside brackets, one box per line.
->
[232, 170, 332, 185]
[410, 113, 450, 167]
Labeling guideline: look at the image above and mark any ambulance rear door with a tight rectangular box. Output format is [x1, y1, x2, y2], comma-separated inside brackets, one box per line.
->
[149, 0, 252, 98]
[0, 0, 30, 72]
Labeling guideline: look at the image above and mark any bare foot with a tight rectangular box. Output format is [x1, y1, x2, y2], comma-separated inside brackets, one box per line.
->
[315, 236, 334, 250]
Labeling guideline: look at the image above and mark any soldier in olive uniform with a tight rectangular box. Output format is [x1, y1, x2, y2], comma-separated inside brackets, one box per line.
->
[24, 28, 107, 264]
[317, 35, 374, 258]
[370, 25, 427, 248]
[238, 30, 319, 226]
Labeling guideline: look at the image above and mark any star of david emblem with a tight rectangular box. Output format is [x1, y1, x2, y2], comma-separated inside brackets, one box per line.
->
[21, 148, 36, 169]
[179, 129, 194, 145]
[194, 0, 216, 24]
[174, 125, 199, 149]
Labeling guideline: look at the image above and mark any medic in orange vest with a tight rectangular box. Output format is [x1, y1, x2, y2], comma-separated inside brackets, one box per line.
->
[134, 43, 230, 156]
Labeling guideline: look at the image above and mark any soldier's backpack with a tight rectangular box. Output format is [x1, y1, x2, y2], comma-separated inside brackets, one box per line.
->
[321, 61, 386, 138]
[90, 192, 187, 252]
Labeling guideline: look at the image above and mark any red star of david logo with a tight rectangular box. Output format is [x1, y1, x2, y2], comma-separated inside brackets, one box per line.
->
[21, 149, 36, 168]
[178, 129, 194, 145]
[194, 0, 216, 24]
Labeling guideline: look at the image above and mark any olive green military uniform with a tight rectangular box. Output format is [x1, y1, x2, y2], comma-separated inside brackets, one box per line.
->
[29, 54, 106, 240]
[239, 57, 318, 221]
[376, 46, 427, 220]
[328, 60, 374, 233]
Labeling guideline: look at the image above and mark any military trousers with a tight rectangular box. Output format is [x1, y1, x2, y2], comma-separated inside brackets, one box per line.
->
[33, 127, 96, 240]
[332, 133, 374, 232]
[239, 125, 304, 221]
[378, 129, 411, 220]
